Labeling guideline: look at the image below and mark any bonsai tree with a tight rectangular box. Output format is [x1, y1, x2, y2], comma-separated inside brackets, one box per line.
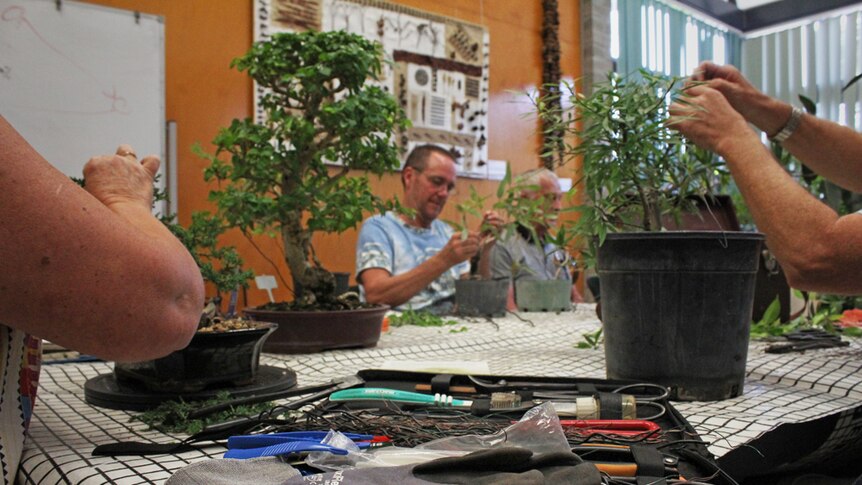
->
[198, 30, 408, 308]
[536, 69, 728, 261]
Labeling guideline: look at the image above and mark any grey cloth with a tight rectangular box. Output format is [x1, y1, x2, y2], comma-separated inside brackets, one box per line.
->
[490, 231, 571, 282]
[282, 447, 602, 485]
[166, 456, 301, 485]
[412, 447, 602, 484]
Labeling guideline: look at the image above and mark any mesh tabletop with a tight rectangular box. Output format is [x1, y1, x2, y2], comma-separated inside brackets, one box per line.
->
[21, 305, 862, 484]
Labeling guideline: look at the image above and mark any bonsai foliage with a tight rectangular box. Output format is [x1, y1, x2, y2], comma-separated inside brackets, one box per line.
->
[451, 166, 577, 279]
[198, 30, 408, 306]
[536, 70, 727, 260]
[165, 212, 253, 300]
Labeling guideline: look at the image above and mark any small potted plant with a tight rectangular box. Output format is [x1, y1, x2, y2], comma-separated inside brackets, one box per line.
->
[451, 168, 575, 315]
[536, 69, 764, 401]
[511, 223, 578, 313]
[450, 184, 510, 318]
[197, 30, 408, 353]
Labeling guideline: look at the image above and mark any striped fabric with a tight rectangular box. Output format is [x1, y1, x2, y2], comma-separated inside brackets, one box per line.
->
[0, 326, 41, 484]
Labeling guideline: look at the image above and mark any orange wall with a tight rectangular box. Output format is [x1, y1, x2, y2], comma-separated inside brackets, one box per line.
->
[79, 0, 581, 308]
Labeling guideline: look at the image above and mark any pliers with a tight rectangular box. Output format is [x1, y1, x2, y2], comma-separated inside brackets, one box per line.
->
[765, 328, 849, 353]
[224, 431, 389, 460]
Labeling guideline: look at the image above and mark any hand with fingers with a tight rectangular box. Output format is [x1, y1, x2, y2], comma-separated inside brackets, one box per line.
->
[668, 84, 757, 157]
[689, 61, 792, 136]
[82, 144, 161, 211]
[478, 210, 504, 248]
[441, 231, 481, 266]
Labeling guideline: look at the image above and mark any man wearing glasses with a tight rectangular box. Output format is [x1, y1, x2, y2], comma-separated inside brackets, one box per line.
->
[356, 145, 500, 314]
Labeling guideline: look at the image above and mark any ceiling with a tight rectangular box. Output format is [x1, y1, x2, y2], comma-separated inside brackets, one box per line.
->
[678, 0, 862, 31]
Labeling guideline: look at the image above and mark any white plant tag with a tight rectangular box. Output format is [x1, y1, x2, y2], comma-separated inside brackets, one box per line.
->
[254, 275, 278, 303]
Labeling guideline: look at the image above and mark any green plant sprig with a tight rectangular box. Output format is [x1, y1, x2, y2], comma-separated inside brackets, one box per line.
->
[130, 391, 273, 435]
[388, 309, 459, 328]
[576, 327, 603, 349]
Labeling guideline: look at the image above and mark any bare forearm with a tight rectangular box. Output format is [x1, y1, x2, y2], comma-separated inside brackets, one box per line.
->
[719, 136, 862, 292]
[745, 97, 862, 192]
[0, 121, 203, 361]
[362, 254, 454, 307]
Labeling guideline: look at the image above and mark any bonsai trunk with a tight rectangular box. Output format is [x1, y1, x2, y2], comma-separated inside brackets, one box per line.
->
[281, 223, 335, 305]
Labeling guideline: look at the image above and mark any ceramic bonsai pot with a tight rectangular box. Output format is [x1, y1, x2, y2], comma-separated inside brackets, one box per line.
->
[515, 279, 572, 312]
[114, 321, 277, 393]
[244, 305, 388, 354]
[455, 279, 508, 317]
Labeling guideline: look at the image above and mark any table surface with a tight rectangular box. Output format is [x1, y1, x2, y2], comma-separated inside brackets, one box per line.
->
[21, 305, 862, 484]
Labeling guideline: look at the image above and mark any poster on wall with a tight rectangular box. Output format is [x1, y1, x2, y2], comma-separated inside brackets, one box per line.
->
[254, 0, 491, 178]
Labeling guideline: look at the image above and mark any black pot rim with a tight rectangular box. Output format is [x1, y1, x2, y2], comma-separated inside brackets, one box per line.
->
[603, 230, 764, 241]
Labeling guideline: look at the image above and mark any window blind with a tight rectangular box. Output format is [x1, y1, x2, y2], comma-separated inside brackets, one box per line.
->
[612, 0, 743, 78]
[744, 8, 862, 129]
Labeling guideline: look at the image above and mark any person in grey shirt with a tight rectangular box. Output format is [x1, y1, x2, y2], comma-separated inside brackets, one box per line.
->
[491, 168, 583, 311]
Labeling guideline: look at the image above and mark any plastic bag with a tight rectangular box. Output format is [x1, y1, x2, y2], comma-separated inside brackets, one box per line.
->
[307, 402, 569, 471]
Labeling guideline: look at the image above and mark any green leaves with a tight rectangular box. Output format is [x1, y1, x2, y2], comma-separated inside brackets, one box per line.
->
[165, 211, 253, 296]
[199, 30, 407, 303]
[576, 328, 603, 349]
[533, 70, 726, 267]
[388, 309, 459, 328]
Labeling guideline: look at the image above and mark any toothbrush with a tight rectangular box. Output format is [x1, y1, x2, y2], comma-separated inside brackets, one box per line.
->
[328, 388, 474, 407]
[329, 388, 625, 419]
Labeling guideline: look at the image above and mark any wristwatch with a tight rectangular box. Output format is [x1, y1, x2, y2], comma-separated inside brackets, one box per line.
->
[769, 106, 803, 143]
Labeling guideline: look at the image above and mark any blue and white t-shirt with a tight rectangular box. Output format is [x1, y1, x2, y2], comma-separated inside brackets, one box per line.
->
[356, 212, 469, 311]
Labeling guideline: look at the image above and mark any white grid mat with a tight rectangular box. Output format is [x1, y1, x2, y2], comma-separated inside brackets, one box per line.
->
[20, 305, 862, 484]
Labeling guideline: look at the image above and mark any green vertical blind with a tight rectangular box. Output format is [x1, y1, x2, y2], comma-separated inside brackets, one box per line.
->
[612, 0, 743, 77]
[743, 7, 862, 129]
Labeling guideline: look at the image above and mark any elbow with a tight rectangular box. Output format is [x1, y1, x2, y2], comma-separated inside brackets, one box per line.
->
[111, 262, 205, 363]
[777, 245, 843, 293]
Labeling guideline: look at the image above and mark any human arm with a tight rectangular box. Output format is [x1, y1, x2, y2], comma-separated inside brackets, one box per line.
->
[0, 116, 204, 362]
[358, 229, 481, 308]
[669, 86, 862, 294]
[693, 61, 862, 192]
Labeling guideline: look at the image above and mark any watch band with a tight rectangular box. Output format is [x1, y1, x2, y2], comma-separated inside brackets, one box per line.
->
[769, 106, 803, 143]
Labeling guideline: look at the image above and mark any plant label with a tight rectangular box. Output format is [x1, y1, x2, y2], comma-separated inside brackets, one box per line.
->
[254, 275, 278, 302]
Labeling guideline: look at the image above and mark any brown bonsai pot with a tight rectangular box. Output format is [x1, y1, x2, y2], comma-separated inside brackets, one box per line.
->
[244, 305, 388, 354]
[114, 321, 277, 393]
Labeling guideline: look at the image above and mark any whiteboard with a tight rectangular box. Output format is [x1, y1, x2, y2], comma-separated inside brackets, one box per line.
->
[0, 0, 165, 186]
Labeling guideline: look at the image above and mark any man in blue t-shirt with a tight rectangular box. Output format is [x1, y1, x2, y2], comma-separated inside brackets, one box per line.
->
[356, 145, 500, 313]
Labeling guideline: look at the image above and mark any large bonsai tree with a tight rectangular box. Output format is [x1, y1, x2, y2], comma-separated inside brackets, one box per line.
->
[198, 30, 407, 307]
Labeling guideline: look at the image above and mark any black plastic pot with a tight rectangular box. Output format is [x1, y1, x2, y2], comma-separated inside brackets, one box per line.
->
[114, 322, 277, 393]
[597, 231, 764, 401]
[455, 279, 508, 317]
